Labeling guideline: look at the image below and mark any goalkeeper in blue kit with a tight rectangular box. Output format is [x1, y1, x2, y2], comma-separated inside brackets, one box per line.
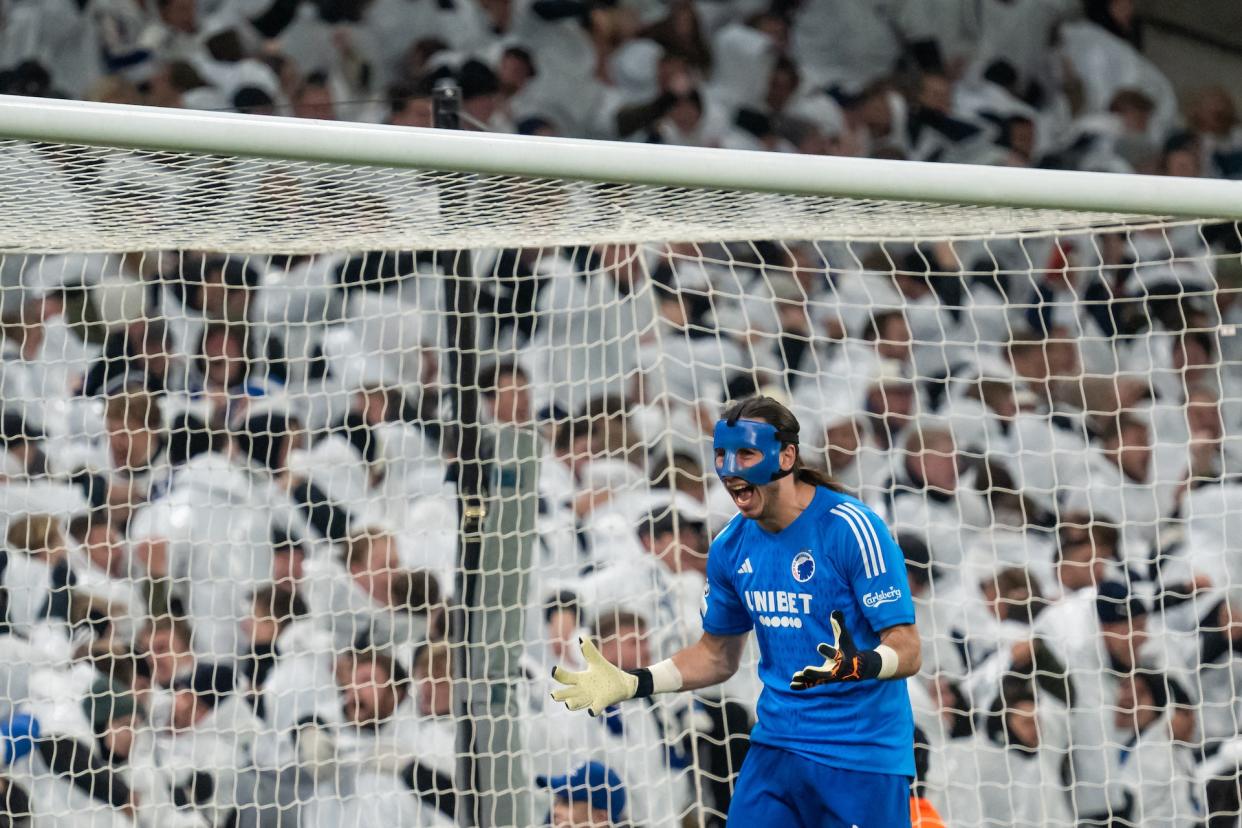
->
[551, 396, 921, 827]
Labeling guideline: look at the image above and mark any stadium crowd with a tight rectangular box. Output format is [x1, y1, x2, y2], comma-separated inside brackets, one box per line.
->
[1, 0, 1242, 826]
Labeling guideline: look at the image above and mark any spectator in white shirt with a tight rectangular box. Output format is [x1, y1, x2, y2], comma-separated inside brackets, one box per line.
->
[342, 528, 441, 651]
[942, 676, 1074, 828]
[64, 510, 143, 643]
[193, 322, 265, 430]
[66, 511, 128, 589]
[577, 505, 708, 661]
[238, 584, 306, 698]
[1065, 413, 1183, 568]
[861, 362, 919, 457]
[136, 615, 194, 729]
[1041, 581, 1163, 823]
[817, 409, 888, 504]
[848, 307, 918, 391]
[1052, 520, 1124, 599]
[81, 391, 172, 527]
[481, 357, 534, 427]
[327, 647, 437, 827]
[141, 0, 207, 65]
[1186, 85, 1242, 176]
[403, 641, 456, 817]
[1060, 8, 1178, 142]
[80, 672, 210, 828]
[138, 615, 193, 691]
[528, 245, 656, 416]
[4, 672, 138, 828]
[1112, 670, 1201, 828]
[887, 425, 988, 578]
[290, 70, 336, 120]
[0, 290, 97, 429]
[3, 514, 76, 641]
[163, 662, 266, 826]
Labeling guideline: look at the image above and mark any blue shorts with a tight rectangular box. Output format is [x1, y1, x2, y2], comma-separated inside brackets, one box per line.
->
[727, 743, 911, 827]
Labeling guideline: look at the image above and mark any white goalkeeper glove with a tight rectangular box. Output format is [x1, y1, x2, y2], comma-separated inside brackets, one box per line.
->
[550, 637, 639, 717]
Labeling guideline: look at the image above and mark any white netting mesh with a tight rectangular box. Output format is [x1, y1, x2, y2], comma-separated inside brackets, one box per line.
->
[0, 131, 1240, 828]
[0, 138, 1176, 253]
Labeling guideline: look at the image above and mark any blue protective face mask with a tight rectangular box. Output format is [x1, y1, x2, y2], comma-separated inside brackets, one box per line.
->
[713, 419, 798, 486]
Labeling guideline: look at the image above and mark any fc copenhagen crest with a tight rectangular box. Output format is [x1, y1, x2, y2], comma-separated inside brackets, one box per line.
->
[791, 549, 815, 583]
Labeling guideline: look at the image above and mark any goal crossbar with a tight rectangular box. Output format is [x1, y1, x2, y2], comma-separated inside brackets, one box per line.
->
[1, 94, 1240, 233]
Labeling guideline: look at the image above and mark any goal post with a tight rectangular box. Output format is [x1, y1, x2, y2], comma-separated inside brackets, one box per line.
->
[0, 93, 1241, 828]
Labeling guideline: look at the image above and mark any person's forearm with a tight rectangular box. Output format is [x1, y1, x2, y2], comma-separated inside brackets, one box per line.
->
[627, 635, 743, 697]
[669, 635, 743, 691]
[879, 624, 922, 679]
[670, 643, 734, 691]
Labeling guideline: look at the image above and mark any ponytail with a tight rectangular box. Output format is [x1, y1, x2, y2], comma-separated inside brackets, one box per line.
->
[794, 461, 847, 493]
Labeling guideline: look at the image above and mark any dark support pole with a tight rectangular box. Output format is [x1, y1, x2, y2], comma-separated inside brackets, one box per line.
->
[435, 79, 485, 828]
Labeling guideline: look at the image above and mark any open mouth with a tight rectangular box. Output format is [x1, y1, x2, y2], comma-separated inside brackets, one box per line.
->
[726, 479, 757, 509]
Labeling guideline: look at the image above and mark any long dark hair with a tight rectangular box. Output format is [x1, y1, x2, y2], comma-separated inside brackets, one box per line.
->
[720, 395, 843, 492]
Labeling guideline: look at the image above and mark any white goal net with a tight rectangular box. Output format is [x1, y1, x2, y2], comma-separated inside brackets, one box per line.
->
[0, 100, 1241, 828]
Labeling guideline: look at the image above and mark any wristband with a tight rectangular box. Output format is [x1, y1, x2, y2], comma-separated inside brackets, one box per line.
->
[627, 659, 683, 698]
[875, 644, 900, 680]
[649, 658, 683, 693]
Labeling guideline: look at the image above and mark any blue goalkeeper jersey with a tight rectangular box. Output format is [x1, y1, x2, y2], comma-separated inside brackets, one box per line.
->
[702, 485, 916, 776]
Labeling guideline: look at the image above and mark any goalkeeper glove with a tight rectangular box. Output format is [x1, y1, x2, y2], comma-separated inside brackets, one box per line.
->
[550, 637, 640, 717]
[790, 610, 893, 689]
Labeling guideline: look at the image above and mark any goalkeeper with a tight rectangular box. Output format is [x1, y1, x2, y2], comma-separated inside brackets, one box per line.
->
[551, 395, 921, 827]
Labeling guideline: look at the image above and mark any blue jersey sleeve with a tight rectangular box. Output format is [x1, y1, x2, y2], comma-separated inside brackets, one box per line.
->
[829, 501, 916, 632]
[701, 525, 753, 637]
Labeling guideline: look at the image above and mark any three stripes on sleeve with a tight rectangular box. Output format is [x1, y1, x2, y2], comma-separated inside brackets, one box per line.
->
[830, 503, 887, 579]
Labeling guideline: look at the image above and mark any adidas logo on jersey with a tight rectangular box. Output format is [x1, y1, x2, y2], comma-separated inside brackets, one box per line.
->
[737, 558, 753, 574]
